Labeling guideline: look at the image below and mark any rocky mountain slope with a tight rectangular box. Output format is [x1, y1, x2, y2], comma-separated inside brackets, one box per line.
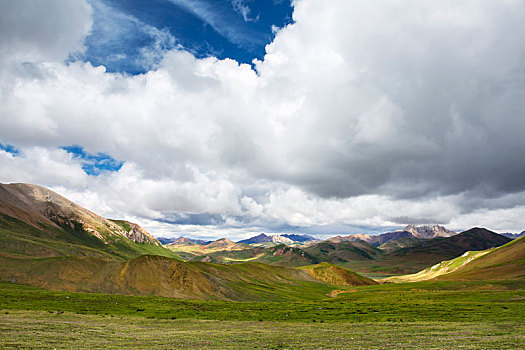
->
[0, 183, 175, 260]
[501, 232, 525, 240]
[0, 183, 160, 245]
[238, 233, 293, 245]
[404, 224, 456, 239]
[327, 225, 456, 247]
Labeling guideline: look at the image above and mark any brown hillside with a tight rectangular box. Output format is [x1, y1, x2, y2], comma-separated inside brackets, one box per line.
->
[300, 263, 377, 287]
[0, 254, 340, 301]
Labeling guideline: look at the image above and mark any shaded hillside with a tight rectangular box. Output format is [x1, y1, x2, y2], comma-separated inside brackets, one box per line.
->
[436, 235, 525, 281]
[390, 228, 510, 259]
[0, 254, 341, 301]
[299, 263, 377, 287]
[303, 241, 382, 263]
[0, 183, 177, 260]
[378, 237, 422, 253]
[375, 228, 511, 274]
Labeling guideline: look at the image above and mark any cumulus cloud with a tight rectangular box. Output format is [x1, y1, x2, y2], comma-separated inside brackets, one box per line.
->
[1, 0, 525, 238]
[0, 0, 92, 64]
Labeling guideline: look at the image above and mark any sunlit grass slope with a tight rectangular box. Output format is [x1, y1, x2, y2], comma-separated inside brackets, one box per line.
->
[299, 262, 377, 286]
[0, 255, 341, 301]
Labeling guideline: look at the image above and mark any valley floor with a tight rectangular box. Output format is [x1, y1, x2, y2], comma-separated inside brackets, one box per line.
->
[1, 281, 524, 349]
[1, 311, 524, 349]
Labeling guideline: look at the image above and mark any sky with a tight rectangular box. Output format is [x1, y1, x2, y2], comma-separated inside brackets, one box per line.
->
[1, 0, 525, 241]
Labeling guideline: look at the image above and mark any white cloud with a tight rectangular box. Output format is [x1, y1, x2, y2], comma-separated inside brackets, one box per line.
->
[0, 147, 88, 188]
[1, 0, 525, 238]
[0, 0, 92, 64]
[231, 0, 258, 23]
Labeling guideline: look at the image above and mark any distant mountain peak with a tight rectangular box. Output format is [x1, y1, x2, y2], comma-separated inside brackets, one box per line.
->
[403, 224, 456, 239]
[237, 233, 273, 244]
[158, 236, 212, 245]
[205, 238, 236, 248]
[237, 233, 315, 245]
[172, 236, 194, 245]
[501, 232, 525, 240]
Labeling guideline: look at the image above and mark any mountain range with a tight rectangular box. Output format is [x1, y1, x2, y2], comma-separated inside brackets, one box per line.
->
[326, 224, 456, 247]
[0, 182, 522, 301]
[157, 236, 212, 245]
[501, 232, 525, 240]
[237, 233, 317, 245]
[164, 226, 512, 274]
[0, 183, 379, 300]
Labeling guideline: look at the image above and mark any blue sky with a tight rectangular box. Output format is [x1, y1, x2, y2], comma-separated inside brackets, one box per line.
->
[0, 143, 20, 156]
[80, 0, 293, 74]
[62, 146, 124, 176]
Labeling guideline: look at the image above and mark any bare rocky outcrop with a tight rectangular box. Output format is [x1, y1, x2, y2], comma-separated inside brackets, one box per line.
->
[0, 183, 161, 246]
[404, 224, 456, 239]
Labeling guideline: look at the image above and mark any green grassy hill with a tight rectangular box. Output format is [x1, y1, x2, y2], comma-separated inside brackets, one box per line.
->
[303, 241, 382, 262]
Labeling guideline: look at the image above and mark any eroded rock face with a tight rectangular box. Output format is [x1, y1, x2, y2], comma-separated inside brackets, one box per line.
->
[124, 222, 160, 245]
[404, 224, 456, 239]
[0, 183, 161, 246]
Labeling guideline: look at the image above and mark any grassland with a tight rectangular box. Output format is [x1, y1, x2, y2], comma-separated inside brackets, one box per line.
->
[2, 311, 524, 349]
[1, 281, 524, 349]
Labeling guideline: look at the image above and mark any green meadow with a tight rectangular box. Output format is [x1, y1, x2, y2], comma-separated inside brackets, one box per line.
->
[1, 280, 524, 349]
